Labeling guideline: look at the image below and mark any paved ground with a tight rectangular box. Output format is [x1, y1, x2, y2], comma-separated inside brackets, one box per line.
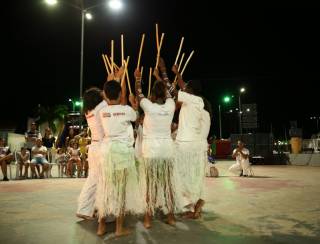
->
[0, 161, 320, 244]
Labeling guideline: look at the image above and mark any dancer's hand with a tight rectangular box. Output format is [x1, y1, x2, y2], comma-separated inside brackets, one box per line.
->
[172, 64, 179, 74]
[159, 57, 166, 72]
[153, 68, 161, 80]
[134, 68, 142, 79]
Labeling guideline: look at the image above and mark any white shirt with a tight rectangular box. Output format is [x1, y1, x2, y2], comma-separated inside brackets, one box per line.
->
[86, 100, 107, 142]
[140, 98, 175, 139]
[176, 91, 204, 141]
[201, 110, 211, 150]
[233, 148, 250, 164]
[99, 104, 137, 143]
[32, 145, 47, 158]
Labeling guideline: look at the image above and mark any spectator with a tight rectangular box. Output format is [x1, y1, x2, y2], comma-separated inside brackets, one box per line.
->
[78, 128, 90, 177]
[0, 138, 14, 181]
[25, 122, 42, 176]
[67, 142, 82, 178]
[42, 128, 56, 177]
[55, 148, 68, 177]
[42, 128, 56, 163]
[17, 147, 31, 179]
[30, 139, 49, 179]
[65, 127, 76, 148]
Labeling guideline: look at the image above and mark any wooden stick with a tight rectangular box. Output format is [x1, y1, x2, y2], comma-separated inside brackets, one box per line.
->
[156, 23, 159, 51]
[121, 34, 124, 65]
[173, 52, 185, 83]
[137, 33, 145, 69]
[102, 54, 110, 74]
[140, 66, 144, 78]
[111, 40, 114, 74]
[148, 67, 152, 98]
[181, 50, 194, 76]
[178, 53, 185, 71]
[121, 56, 129, 87]
[124, 56, 132, 95]
[174, 37, 184, 65]
[104, 54, 112, 72]
[155, 33, 165, 68]
[113, 61, 120, 70]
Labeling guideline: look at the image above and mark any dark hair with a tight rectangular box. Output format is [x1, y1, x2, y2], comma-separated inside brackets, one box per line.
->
[186, 80, 202, 96]
[202, 96, 213, 119]
[103, 80, 121, 101]
[151, 81, 166, 100]
[83, 87, 103, 114]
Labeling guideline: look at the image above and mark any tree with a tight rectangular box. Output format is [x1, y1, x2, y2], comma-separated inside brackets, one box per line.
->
[37, 105, 68, 134]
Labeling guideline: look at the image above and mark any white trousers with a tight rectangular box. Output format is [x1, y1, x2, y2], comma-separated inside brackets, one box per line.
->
[76, 143, 100, 216]
[229, 160, 251, 176]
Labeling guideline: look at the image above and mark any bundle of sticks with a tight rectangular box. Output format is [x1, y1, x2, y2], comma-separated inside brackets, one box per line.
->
[101, 24, 195, 97]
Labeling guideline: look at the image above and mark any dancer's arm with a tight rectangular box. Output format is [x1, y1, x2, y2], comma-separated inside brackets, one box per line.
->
[134, 68, 145, 103]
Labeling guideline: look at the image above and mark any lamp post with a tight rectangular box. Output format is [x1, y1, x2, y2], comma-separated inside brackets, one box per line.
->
[219, 95, 231, 139]
[44, 0, 123, 105]
[239, 87, 246, 134]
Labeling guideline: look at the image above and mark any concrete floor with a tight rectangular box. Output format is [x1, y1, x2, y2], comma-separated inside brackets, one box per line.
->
[0, 161, 319, 244]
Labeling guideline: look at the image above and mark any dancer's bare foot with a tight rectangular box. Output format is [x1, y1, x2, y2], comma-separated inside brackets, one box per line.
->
[193, 199, 205, 219]
[166, 213, 176, 226]
[115, 228, 131, 237]
[182, 211, 194, 219]
[143, 214, 152, 229]
[76, 213, 95, 220]
[97, 221, 107, 236]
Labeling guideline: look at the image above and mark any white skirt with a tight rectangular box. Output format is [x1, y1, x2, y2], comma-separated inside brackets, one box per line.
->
[139, 138, 179, 214]
[95, 140, 144, 218]
[174, 141, 206, 209]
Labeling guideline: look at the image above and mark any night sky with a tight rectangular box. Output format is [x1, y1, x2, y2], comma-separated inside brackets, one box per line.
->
[4, 2, 320, 138]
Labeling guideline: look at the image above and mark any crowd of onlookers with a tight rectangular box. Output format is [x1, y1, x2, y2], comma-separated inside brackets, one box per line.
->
[0, 122, 91, 181]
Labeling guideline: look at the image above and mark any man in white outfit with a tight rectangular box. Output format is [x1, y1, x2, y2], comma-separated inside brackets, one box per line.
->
[229, 140, 251, 177]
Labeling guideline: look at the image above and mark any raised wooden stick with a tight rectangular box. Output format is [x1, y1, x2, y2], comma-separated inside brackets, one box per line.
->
[174, 37, 184, 65]
[121, 34, 124, 65]
[111, 40, 114, 74]
[141, 66, 144, 78]
[124, 56, 132, 95]
[121, 56, 129, 86]
[137, 33, 145, 69]
[156, 23, 159, 51]
[148, 67, 152, 98]
[104, 54, 112, 72]
[181, 50, 194, 76]
[102, 54, 110, 74]
[173, 52, 185, 83]
[155, 33, 165, 68]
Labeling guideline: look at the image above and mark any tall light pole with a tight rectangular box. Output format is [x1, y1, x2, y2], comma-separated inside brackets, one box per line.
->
[44, 0, 123, 105]
[239, 87, 246, 135]
[219, 95, 231, 139]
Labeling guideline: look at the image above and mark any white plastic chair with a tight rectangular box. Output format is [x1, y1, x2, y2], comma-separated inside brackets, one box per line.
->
[8, 151, 20, 180]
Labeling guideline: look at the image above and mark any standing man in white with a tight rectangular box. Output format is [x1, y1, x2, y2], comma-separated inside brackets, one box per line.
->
[229, 140, 251, 177]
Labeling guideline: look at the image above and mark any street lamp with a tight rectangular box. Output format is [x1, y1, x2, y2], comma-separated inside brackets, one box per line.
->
[219, 95, 231, 139]
[45, 0, 57, 5]
[68, 98, 75, 112]
[238, 87, 246, 134]
[44, 0, 123, 108]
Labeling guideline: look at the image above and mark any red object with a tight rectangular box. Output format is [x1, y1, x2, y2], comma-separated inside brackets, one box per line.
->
[216, 139, 232, 159]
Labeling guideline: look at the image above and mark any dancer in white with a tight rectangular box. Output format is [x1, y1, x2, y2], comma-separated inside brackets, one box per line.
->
[76, 69, 125, 220]
[170, 63, 206, 219]
[134, 67, 177, 228]
[96, 80, 143, 236]
[229, 140, 251, 177]
[76, 87, 107, 220]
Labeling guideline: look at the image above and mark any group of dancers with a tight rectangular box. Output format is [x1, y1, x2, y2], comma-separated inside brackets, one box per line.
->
[75, 56, 211, 237]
